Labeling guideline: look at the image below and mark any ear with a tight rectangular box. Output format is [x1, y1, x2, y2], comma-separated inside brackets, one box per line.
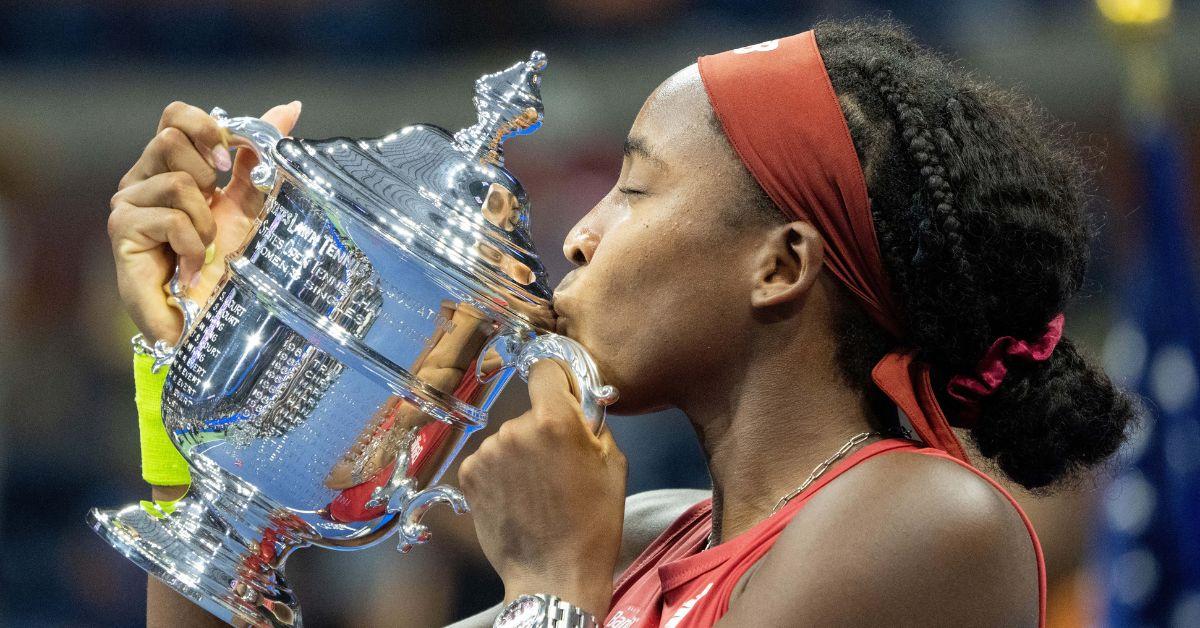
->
[750, 220, 824, 309]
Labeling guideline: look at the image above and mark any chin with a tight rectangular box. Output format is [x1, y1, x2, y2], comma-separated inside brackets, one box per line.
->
[587, 358, 672, 416]
[556, 320, 674, 415]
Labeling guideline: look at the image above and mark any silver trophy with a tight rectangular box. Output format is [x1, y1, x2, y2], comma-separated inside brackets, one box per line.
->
[87, 52, 616, 627]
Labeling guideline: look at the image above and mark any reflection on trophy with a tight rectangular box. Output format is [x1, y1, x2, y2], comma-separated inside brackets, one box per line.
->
[87, 52, 617, 627]
[321, 300, 503, 525]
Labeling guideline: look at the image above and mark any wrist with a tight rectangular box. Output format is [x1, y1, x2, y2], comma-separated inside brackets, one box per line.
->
[151, 484, 189, 502]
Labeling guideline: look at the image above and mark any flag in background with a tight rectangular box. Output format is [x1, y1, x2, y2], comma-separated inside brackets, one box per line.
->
[1097, 117, 1200, 627]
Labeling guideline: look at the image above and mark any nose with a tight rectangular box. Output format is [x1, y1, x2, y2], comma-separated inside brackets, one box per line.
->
[562, 222, 600, 267]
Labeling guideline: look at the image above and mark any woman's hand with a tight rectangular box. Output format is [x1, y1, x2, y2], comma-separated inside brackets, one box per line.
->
[458, 359, 628, 619]
[107, 100, 302, 344]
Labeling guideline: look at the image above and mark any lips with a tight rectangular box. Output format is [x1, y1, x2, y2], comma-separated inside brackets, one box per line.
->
[552, 270, 581, 336]
[550, 294, 571, 336]
[551, 300, 568, 335]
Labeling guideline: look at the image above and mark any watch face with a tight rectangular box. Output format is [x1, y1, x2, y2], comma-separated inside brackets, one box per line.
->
[495, 595, 547, 628]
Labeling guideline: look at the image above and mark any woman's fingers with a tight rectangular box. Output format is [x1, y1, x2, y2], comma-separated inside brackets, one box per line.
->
[108, 99, 301, 345]
[156, 100, 228, 169]
[121, 124, 221, 197]
[108, 200, 207, 343]
[112, 171, 216, 247]
[159, 210, 208, 286]
[527, 358, 582, 406]
[109, 201, 207, 285]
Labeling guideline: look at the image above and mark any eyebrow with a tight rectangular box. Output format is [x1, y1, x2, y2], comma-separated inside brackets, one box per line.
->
[622, 135, 668, 170]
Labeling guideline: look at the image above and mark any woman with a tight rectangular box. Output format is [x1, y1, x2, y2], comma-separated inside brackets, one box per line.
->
[109, 18, 1132, 627]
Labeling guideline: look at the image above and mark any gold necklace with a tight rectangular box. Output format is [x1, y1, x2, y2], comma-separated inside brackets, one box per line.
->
[769, 431, 881, 515]
[704, 431, 882, 551]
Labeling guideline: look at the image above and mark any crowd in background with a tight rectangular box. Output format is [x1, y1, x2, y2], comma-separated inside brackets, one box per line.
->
[1, 1, 1197, 626]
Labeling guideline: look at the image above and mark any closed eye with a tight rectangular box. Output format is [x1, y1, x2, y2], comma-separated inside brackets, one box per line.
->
[618, 186, 646, 196]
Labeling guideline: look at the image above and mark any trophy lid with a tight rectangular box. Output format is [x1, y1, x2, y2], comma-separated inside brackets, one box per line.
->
[273, 52, 554, 329]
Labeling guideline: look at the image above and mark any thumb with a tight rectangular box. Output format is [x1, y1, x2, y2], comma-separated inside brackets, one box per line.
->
[223, 100, 302, 210]
[259, 100, 302, 137]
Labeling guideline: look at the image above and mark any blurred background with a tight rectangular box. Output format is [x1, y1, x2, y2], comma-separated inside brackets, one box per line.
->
[1, 1, 1197, 626]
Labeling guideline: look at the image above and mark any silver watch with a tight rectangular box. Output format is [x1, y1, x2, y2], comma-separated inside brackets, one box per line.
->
[493, 594, 599, 628]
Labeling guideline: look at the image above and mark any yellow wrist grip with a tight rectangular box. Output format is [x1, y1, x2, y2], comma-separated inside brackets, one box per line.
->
[134, 352, 191, 487]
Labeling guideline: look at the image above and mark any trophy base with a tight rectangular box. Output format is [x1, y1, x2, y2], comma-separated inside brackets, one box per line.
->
[88, 498, 303, 627]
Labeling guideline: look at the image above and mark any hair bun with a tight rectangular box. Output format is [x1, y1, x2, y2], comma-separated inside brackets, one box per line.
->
[969, 336, 1136, 490]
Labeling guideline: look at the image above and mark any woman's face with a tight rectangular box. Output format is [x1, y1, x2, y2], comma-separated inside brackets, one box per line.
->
[551, 64, 768, 414]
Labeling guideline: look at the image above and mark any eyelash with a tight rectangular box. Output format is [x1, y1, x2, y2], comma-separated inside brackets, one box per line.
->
[618, 186, 645, 196]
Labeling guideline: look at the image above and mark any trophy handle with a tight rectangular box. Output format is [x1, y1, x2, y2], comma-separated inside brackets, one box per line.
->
[361, 454, 471, 554]
[510, 332, 619, 435]
[210, 107, 282, 193]
[140, 108, 283, 372]
[395, 484, 470, 553]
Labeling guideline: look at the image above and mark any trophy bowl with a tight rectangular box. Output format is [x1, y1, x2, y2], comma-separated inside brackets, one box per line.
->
[87, 52, 616, 627]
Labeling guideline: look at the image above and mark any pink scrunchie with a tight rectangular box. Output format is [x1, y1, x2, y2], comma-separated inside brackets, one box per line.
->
[947, 313, 1066, 423]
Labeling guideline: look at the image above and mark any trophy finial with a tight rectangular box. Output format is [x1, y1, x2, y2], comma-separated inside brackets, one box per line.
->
[453, 51, 547, 165]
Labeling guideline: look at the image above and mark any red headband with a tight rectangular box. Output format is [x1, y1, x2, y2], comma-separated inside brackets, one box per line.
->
[698, 31, 971, 460]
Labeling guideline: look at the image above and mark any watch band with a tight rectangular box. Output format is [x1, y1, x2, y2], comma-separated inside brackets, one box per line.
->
[544, 595, 598, 628]
[494, 594, 599, 628]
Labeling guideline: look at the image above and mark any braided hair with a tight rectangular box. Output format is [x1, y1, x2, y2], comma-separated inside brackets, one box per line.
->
[721, 18, 1135, 490]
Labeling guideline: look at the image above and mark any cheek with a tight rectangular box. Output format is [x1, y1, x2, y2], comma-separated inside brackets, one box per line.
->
[589, 214, 699, 314]
[569, 212, 748, 405]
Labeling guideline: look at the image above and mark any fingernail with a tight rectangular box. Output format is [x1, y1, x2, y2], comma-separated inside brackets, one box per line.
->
[292, 100, 303, 114]
[211, 146, 231, 172]
[190, 271, 203, 289]
[204, 243, 216, 265]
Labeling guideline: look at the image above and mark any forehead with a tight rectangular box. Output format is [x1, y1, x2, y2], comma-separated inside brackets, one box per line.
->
[629, 64, 733, 170]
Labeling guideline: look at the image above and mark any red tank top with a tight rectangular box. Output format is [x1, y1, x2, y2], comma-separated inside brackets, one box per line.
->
[604, 438, 1047, 627]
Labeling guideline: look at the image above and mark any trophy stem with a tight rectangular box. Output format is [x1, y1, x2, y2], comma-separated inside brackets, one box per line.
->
[88, 461, 309, 627]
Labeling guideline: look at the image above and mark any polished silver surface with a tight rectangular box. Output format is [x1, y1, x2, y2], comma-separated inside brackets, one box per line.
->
[88, 52, 617, 628]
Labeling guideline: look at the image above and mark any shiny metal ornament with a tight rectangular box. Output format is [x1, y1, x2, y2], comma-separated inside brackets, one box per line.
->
[87, 52, 616, 627]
